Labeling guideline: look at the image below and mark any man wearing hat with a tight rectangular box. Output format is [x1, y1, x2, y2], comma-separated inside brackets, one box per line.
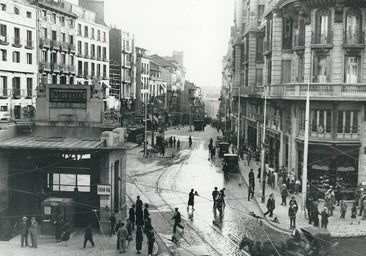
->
[20, 217, 29, 247]
[212, 187, 219, 210]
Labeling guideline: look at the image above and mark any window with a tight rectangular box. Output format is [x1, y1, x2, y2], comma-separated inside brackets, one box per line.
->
[13, 27, 20, 46]
[0, 76, 7, 96]
[26, 78, 32, 97]
[311, 110, 332, 133]
[97, 30, 101, 41]
[103, 31, 106, 42]
[42, 27, 47, 39]
[26, 11, 32, 18]
[69, 19, 74, 29]
[1, 4, 6, 11]
[255, 68, 263, 86]
[12, 77, 20, 98]
[59, 16, 65, 26]
[282, 16, 293, 49]
[97, 64, 101, 76]
[103, 65, 106, 77]
[314, 9, 332, 44]
[258, 5, 264, 22]
[84, 26, 88, 37]
[267, 56, 272, 84]
[0, 24, 6, 37]
[77, 41, 82, 55]
[256, 33, 264, 60]
[91, 63, 95, 76]
[84, 62, 88, 75]
[338, 110, 358, 133]
[297, 54, 304, 82]
[52, 30, 57, 41]
[345, 56, 360, 83]
[91, 28, 94, 39]
[313, 54, 330, 82]
[91, 44, 95, 57]
[69, 35, 74, 45]
[345, 9, 362, 44]
[97, 46, 101, 58]
[281, 60, 292, 83]
[61, 32, 66, 42]
[14, 6, 19, 15]
[26, 30, 32, 48]
[12, 51, 20, 63]
[51, 13, 56, 23]
[84, 42, 88, 56]
[1, 49, 6, 61]
[102, 47, 106, 59]
[26, 53, 32, 64]
[51, 173, 90, 192]
[78, 24, 82, 36]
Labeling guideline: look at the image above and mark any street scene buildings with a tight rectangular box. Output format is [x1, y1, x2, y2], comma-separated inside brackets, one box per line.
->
[2, 0, 366, 255]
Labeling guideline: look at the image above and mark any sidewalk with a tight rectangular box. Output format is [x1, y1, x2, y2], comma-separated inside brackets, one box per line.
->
[239, 159, 366, 238]
[2, 227, 158, 256]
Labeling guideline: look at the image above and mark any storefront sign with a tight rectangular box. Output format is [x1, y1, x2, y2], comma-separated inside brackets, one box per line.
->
[49, 88, 87, 103]
[97, 185, 111, 195]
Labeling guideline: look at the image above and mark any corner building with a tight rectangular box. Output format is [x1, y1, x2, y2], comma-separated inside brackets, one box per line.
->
[233, 0, 366, 199]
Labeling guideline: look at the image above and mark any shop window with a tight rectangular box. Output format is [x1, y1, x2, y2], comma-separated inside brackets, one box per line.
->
[311, 110, 332, 133]
[313, 54, 330, 82]
[345, 56, 360, 83]
[314, 9, 332, 44]
[345, 8, 362, 44]
[338, 110, 359, 133]
[282, 16, 293, 49]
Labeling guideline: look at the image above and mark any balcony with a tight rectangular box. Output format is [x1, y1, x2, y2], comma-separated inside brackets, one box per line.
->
[12, 37, 22, 48]
[0, 35, 9, 45]
[25, 40, 34, 49]
[311, 31, 333, 48]
[0, 89, 11, 98]
[266, 83, 366, 101]
[39, 61, 51, 72]
[344, 31, 364, 49]
[68, 43, 76, 53]
[51, 40, 61, 51]
[61, 42, 69, 52]
[40, 38, 51, 48]
[12, 89, 21, 99]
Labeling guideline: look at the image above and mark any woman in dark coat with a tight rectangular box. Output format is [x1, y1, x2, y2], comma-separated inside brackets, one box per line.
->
[136, 225, 143, 254]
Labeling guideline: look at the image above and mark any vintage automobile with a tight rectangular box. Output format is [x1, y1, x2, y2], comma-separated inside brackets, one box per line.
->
[218, 142, 230, 158]
[215, 135, 225, 147]
[194, 120, 205, 131]
[222, 153, 239, 173]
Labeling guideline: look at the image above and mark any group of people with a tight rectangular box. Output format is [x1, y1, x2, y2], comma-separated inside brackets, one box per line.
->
[19, 216, 39, 248]
[212, 187, 226, 214]
[168, 136, 180, 150]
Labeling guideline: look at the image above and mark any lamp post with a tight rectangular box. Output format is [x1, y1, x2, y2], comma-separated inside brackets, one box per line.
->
[142, 89, 148, 158]
[260, 85, 267, 204]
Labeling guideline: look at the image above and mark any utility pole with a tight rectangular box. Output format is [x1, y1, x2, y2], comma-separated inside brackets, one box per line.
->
[302, 80, 310, 213]
[260, 86, 267, 203]
[237, 87, 240, 150]
[142, 90, 148, 158]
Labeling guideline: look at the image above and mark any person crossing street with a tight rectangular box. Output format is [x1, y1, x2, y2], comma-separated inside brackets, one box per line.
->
[172, 208, 184, 233]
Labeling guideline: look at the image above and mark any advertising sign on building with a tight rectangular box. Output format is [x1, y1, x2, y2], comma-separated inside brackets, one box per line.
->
[97, 185, 111, 195]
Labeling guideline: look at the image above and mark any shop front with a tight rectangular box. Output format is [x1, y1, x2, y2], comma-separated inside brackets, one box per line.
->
[297, 142, 360, 199]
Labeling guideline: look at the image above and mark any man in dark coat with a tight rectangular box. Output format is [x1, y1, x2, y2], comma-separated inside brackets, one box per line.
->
[187, 189, 197, 211]
[212, 187, 219, 209]
[20, 217, 29, 247]
[143, 204, 150, 230]
[264, 193, 275, 217]
[135, 225, 143, 254]
[248, 169, 255, 190]
[172, 208, 184, 233]
[129, 204, 136, 230]
[108, 213, 116, 236]
[147, 228, 155, 255]
[83, 224, 95, 248]
[173, 137, 176, 147]
[136, 196, 144, 227]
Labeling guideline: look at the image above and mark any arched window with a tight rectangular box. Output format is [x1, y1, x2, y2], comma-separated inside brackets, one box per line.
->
[314, 9, 332, 44]
[345, 8, 362, 44]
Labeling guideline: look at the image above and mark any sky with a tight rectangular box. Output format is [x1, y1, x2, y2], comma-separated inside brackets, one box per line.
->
[80, 0, 234, 90]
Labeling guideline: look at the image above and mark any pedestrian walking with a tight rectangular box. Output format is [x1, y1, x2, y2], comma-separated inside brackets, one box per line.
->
[281, 184, 288, 206]
[321, 207, 329, 229]
[54, 215, 63, 242]
[187, 189, 197, 211]
[177, 139, 180, 150]
[129, 204, 136, 230]
[257, 168, 261, 182]
[188, 135, 192, 147]
[144, 204, 150, 228]
[264, 193, 275, 217]
[144, 217, 153, 233]
[115, 219, 123, 234]
[126, 219, 133, 248]
[247, 149, 252, 166]
[355, 184, 362, 207]
[248, 169, 255, 190]
[62, 218, 71, 246]
[211, 147, 216, 159]
[20, 217, 29, 247]
[136, 196, 144, 227]
[294, 178, 301, 195]
[289, 198, 299, 229]
[289, 196, 298, 210]
[210, 137, 213, 145]
[117, 222, 128, 253]
[147, 229, 155, 256]
[340, 200, 347, 219]
[161, 143, 165, 156]
[172, 208, 184, 233]
[325, 187, 335, 216]
[351, 202, 357, 224]
[248, 183, 254, 201]
[136, 225, 143, 254]
[173, 137, 176, 147]
[212, 187, 219, 209]
[169, 136, 173, 147]
[83, 224, 95, 249]
[362, 198, 366, 220]
[220, 188, 226, 208]
[358, 193, 366, 216]
[29, 216, 38, 248]
[311, 200, 320, 227]
[109, 213, 116, 235]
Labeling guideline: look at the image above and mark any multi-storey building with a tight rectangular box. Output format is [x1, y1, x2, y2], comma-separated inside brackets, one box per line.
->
[109, 28, 135, 100]
[225, 0, 366, 199]
[35, 0, 77, 87]
[72, 4, 112, 110]
[149, 59, 167, 104]
[0, 0, 37, 120]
